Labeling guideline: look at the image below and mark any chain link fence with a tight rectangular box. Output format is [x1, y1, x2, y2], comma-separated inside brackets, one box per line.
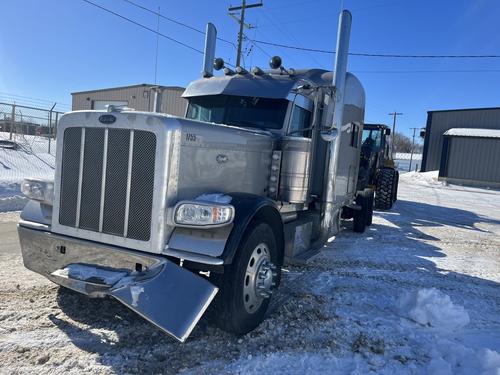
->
[394, 152, 423, 172]
[0, 102, 65, 154]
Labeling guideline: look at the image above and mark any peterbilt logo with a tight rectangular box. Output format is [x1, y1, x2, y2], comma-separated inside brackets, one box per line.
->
[216, 154, 228, 164]
[98, 114, 116, 124]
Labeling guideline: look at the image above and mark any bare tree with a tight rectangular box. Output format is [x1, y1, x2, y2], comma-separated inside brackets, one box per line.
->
[392, 132, 413, 153]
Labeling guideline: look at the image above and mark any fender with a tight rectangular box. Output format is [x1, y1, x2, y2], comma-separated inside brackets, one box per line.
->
[220, 193, 284, 266]
[167, 193, 284, 271]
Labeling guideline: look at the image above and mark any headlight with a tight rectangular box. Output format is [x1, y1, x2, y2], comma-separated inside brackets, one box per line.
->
[174, 202, 234, 227]
[21, 178, 54, 205]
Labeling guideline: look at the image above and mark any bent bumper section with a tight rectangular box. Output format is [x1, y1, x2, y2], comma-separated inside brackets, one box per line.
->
[17, 224, 218, 342]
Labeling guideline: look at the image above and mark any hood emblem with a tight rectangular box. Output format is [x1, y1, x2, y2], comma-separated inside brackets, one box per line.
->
[216, 154, 228, 164]
[99, 114, 116, 124]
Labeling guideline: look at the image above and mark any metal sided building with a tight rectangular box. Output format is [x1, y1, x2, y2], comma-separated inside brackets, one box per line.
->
[439, 128, 500, 188]
[71, 84, 187, 117]
[421, 107, 500, 172]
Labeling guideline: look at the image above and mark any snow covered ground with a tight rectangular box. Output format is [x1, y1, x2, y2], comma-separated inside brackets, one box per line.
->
[0, 174, 499, 374]
[0, 132, 55, 212]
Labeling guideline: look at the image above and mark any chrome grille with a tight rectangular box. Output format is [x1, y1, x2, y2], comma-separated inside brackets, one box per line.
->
[59, 127, 157, 241]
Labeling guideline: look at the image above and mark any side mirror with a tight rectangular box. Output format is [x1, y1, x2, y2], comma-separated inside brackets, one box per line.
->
[320, 128, 339, 142]
[385, 128, 391, 135]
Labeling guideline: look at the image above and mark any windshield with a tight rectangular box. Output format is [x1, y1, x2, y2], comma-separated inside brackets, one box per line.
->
[361, 129, 383, 149]
[186, 95, 289, 130]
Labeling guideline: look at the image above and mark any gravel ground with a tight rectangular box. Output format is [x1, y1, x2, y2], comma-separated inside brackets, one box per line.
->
[0, 178, 499, 374]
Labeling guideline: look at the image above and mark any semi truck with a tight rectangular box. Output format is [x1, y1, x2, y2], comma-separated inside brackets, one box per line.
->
[17, 10, 368, 342]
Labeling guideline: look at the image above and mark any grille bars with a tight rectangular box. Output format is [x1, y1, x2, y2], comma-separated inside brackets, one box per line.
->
[75, 128, 86, 227]
[123, 130, 135, 238]
[76, 128, 135, 238]
[98, 129, 109, 232]
[60, 127, 154, 241]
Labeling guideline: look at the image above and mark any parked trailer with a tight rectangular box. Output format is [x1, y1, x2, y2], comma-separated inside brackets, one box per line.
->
[17, 10, 369, 341]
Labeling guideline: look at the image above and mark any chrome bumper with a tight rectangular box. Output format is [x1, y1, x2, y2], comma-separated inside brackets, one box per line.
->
[17, 224, 218, 342]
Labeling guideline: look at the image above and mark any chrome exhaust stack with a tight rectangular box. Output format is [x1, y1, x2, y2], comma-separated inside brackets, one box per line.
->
[320, 10, 353, 238]
[202, 23, 217, 78]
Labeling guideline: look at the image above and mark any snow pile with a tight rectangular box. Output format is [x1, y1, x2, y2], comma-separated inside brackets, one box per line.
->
[399, 288, 470, 331]
[427, 344, 500, 375]
[0, 193, 28, 212]
[400, 170, 444, 186]
[0, 132, 55, 212]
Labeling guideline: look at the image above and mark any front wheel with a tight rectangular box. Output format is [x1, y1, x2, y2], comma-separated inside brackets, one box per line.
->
[212, 222, 281, 335]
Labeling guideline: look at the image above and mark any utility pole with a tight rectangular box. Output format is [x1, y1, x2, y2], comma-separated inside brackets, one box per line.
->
[409, 127, 419, 172]
[388, 111, 403, 158]
[228, 1, 263, 67]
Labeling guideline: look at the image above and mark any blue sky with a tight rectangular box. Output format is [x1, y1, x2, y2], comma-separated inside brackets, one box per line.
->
[1, 0, 499, 136]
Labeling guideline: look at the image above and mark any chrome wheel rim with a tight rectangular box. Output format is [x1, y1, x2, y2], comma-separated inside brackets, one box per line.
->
[243, 242, 277, 314]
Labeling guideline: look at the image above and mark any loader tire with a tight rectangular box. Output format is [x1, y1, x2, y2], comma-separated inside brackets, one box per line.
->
[375, 168, 397, 210]
[365, 189, 374, 226]
[353, 194, 368, 233]
[393, 171, 399, 203]
[211, 222, 280, 335]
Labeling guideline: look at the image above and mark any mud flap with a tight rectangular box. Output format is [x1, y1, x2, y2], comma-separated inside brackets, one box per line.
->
[109, 261, 218, 342]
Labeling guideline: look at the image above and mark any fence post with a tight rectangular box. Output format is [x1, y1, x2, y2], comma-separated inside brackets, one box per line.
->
[54, 112, 59, 140]
[48, 111, 52, 154]
[10, 104, 15, 140]
[48, 103, 56, 154]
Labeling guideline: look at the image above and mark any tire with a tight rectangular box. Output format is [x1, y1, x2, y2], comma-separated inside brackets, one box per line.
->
[341, 207, 354, 220]
[365, 189, 374, 226]
[211, 222, 281, 335]
[375, 168, 396, 210]
[353, 194, 367, 233]
[392, 171, 399, 203]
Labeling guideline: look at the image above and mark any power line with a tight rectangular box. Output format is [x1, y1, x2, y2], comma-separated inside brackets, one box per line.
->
[244, 33, 272, 58]
[82, 0, 236, 67]
[121, 0, 236, 48]
[260, 10, 324, 68]
[85, 0, 500, 66]
[227, 0, 263, 67]
[81, 0, 204, 54]
[251, 39, 500, 59]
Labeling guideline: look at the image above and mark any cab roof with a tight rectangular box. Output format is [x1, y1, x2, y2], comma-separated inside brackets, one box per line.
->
[182, 69, 339, 99]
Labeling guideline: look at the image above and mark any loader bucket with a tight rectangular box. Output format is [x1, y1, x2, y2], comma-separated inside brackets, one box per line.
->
[51, 261, 218, 342]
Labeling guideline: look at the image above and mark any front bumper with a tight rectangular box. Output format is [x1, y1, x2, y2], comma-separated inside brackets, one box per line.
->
[18, 224, 218, 342]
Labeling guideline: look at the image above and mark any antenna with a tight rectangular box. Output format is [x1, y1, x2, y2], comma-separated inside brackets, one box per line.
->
[154, 6, 160, 84]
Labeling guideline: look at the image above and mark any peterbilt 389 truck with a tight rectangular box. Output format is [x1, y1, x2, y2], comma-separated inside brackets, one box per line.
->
[17, 11, 370, 341]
